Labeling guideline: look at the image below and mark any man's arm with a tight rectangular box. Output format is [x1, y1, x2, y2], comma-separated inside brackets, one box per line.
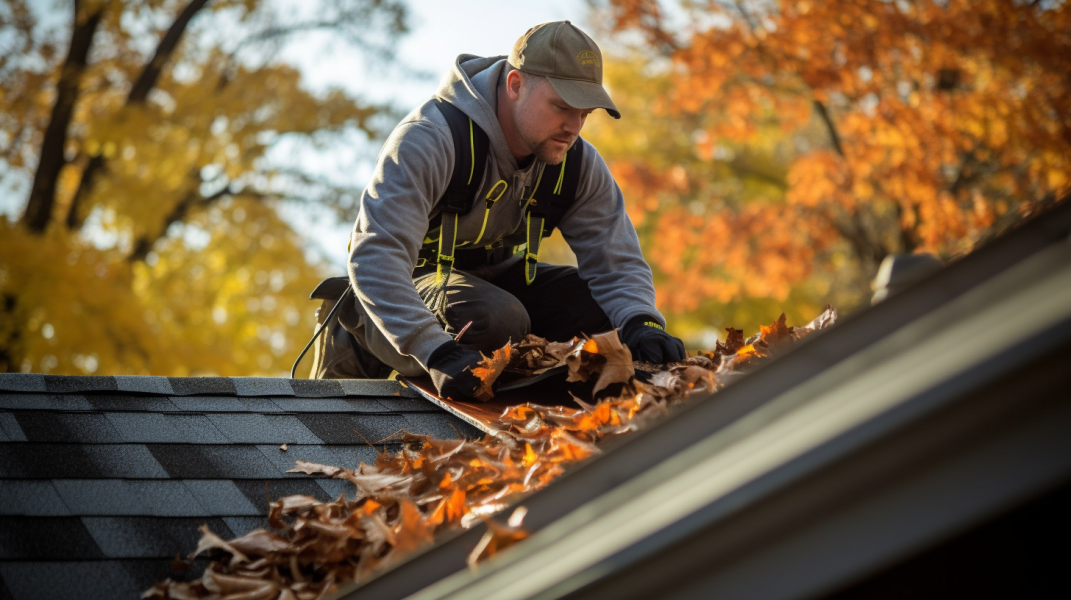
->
[557, 140, 685, 362]
[348, 118, 457, 367]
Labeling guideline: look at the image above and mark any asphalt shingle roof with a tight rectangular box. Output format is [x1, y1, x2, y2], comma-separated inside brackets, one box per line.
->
[0, 374, 480, 599]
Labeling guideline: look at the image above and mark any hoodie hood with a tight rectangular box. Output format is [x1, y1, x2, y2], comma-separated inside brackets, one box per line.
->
[435, 54, 522, 171]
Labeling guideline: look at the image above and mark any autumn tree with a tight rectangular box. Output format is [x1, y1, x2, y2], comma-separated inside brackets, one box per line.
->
[0, 0, 408, 374]
[591, 0, 1071, 334]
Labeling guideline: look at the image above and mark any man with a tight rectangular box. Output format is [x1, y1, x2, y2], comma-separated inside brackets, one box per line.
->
[316, 21, 685, 400]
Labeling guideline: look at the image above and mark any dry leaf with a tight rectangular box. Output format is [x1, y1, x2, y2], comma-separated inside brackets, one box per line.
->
[151, 309, 835, 600]
[228, 530, 290, 557]
[467, 506, 530, 569]
[589, 330, 635, 394]
[471, 343, 512, 401]
[280, 443, 288, 451]
[286, 460, 347, 478]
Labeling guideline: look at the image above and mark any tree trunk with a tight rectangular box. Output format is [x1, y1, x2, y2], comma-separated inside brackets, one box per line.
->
[20, 1, 103, 234]
[66, 0, 212, 230]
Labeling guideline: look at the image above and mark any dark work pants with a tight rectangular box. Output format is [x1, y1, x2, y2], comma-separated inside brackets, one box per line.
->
[316, 257, 612, 378]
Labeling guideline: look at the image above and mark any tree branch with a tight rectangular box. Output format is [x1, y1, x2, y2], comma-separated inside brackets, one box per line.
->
[127, 183, 276, 263]
[66, 0, 211, 230]
[20, 1, 103, 233]
[812, 99, 845, 157]
[127, 0, 211, 104]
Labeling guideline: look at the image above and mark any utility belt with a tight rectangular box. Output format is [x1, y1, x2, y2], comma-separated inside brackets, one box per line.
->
[415, 242, 517, 271]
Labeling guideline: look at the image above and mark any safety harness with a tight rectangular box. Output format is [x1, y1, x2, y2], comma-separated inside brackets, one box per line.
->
[419, 98, 585, 315]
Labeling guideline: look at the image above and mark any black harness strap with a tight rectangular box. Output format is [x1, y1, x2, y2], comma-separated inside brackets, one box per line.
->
[435, 98, 489, 214]
[523, 138, 586, 283]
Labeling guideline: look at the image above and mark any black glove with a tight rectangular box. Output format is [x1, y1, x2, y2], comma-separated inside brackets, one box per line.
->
[426, 340, 484, 401]
[620, 315, 686, 364]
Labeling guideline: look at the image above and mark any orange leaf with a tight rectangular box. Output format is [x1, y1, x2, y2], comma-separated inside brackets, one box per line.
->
[471, 343, 512, 401]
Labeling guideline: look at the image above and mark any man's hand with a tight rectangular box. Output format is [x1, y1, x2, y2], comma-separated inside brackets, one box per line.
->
[620, 316, 686, 364]
[427, 340, 484, 401]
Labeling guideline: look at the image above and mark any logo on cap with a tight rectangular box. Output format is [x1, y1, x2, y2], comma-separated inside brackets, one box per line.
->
[576, 49, 600, 67]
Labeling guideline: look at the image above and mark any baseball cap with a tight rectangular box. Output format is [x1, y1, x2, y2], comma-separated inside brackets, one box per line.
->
[508, 21, 621, 119]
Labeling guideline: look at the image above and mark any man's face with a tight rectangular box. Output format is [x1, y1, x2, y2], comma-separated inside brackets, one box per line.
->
[512, 72, 594, 165]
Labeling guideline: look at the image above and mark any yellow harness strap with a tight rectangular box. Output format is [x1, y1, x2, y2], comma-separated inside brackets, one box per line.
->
[525, 213, 544, 285]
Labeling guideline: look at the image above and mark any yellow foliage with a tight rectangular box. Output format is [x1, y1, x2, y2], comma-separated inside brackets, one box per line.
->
[1, 0, 401, 374]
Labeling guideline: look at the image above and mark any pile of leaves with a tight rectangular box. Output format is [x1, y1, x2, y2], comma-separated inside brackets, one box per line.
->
[144, 307, 835, 600]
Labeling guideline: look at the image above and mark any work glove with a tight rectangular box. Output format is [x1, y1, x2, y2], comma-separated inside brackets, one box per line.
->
[426, 340, 484, 401]
[620, 315, 687, 364]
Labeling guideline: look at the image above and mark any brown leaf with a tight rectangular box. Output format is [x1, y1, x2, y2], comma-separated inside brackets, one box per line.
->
[191, 525, 249, 567]
[590, 330, 635, 394]
[287, 460, 347, 478]
[466, 507, 529, 568]
[471, 343, 512, 401]
[759, 313, 793, 347]
[280, 443, 288, 451]
[228, 529, 290, 557]
[391, 500, 435, 556]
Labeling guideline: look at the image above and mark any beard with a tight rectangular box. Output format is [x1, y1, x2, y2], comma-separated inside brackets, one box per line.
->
[527, 136, 574, 165]
[515, 111, 575, 165]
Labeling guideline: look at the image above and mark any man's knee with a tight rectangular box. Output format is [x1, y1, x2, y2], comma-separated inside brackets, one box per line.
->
[447, 293, 530, 351]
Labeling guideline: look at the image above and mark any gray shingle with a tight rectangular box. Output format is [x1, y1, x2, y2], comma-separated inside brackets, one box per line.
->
[14, 411, 122, 443]
[0, 561, 136, 600]
[256, 444, 380, 476]
[167, 395, 246, 412]
[318, 445, 383, 470]
[0, 413, 26, 442]
[52, 480, 146, 516]
[403, 412, 482, 440]
[114, 375, 175, 395]
[55, 480, 207, 518]
[0, 444, 168, 479]
[86, 394, 179, 412]
[117, 558, 211, 595]
[0, 373, 46, 393]
[208, 412, 328, 444]
[0, 481, 70, 516]
[233, 479, 330, 515]
[375, 397, 441, 412]
[43, 375, 118, 394]
[163, 414, 229, 444]
[338, 379, 416, 397]
[182, 480, 260, 516]
[262, 415, 323, 444]
[237, 396, 284, 413]
[167, 377, 236, 396]
[297, 412, 410, 444]
[231, 377, 294, 396]
[0, 393, 93, 411]
[206, 413, 281, 444]
[129, 481, 206, 517]
[288, 379, 343, 397]
[255, 444, 337, 476]
[271, 397, 393, 413]
[105, 412, 184, 443]
[316, 478, 358, 501]
[0, 517, 104, 559]
[147, 445, 282, 479]
[82, 517, 233, 559]
[223, 516, 271, 538]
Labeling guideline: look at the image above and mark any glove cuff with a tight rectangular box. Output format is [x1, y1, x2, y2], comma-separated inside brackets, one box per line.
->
[427, 340, 463, 368]
[623, 314, 664, 334]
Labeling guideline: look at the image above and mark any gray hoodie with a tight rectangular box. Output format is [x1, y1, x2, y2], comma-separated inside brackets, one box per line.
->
[348, 54, 664, 367]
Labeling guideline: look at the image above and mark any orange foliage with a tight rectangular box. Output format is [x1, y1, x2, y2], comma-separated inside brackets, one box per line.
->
[596, 0, 1071, 317]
